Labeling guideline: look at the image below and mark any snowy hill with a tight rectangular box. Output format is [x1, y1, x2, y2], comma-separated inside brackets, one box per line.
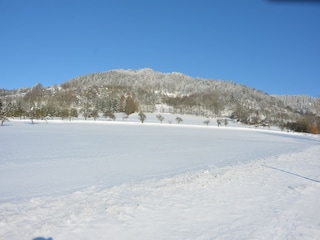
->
[65, 68, 320, 115]
[1, 68, 319, 133]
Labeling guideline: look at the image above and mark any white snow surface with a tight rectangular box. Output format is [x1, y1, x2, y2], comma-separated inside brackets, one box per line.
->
[0, 114, 319, 240]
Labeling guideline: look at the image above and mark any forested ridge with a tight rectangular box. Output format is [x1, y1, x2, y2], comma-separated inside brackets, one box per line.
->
[1, 68, 319, 133]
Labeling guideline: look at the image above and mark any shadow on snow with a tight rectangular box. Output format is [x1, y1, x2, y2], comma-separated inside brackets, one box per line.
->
[263, 165, 320, 183]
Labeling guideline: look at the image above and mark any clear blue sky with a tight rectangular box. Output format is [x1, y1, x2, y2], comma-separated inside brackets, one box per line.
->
[1, 0, 319, 97]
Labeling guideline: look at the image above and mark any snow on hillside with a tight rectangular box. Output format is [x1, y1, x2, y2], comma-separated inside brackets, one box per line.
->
[0, 115, 319, 240]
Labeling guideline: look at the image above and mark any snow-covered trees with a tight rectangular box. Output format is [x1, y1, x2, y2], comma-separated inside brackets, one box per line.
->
[91, 109, 99, 120]
[0, 68, 319, 133]
[69, 108, 78, 120]
[59, 108, 78, 121]
[0, 100, 9, 126]
[28, 107, 42, 124]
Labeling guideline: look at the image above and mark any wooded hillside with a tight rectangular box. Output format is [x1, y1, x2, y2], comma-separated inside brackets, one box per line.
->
[1, 68, 319, 133]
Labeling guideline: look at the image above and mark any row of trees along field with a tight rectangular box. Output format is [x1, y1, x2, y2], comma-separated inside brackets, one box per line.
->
[0, 68, 319, 134]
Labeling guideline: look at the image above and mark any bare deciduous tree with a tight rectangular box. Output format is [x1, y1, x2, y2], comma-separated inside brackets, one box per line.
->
[156, 114, 164, 124]
[176, 117, 183, 124]
[103, 110, 116, 121]
[138, 111, 146, 123]
[217, 119, 222, 127]
[224, 118, 228, 127]
[203, 119, 210, 126]
[91, 109, 99, 120]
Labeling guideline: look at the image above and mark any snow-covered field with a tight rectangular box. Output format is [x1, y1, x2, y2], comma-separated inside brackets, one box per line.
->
[0, 114, 319, 240]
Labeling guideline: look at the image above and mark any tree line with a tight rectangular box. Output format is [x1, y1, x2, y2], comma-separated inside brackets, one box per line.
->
[0, 69, 319, 134]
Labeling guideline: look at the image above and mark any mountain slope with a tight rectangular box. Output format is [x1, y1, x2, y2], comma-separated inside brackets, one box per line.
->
[1, 68, 319, 132]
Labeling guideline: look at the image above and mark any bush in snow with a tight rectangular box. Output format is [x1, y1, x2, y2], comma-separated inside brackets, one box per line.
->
[138, 111, 146, 123]
[176, 117, 183, 124]
[156, 114, 165, 124]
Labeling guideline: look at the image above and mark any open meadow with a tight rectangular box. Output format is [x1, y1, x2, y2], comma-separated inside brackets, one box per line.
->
[1, 114, 319, 239]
